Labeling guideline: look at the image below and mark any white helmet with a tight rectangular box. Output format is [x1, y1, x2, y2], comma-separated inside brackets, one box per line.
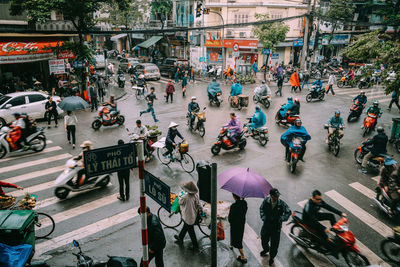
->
[168, 121, 179, 128]
[139, 74, 144, 79]
[191, 96, 196, 100]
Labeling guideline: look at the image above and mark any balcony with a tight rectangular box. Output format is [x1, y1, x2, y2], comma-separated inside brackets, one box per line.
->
[148, 20, 175, 29]
[36, 20, 75, 31]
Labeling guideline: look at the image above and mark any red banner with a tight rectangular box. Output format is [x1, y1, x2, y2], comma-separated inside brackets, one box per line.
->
[205, 39, 258, 49]
[0, 41, 62, 56]
[57, 51, 75, 59]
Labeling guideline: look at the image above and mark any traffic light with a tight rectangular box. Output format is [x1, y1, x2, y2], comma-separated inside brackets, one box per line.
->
[196, 1, 202, 17]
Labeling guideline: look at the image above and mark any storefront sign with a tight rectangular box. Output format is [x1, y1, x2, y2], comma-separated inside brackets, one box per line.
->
[224, 39, 258, 49]
[262, 49, 271, 55]
[293, 39, 304, 47]
[57, 51, 75, 59]
[205, 31, 222, 47]
[207, 49, 222, 63]
[0, 41, 62, 56]
[83, 144, 136, 178]
[271, 53, 279, 59]
[0, 53, 54, 64]
[73, 60, 85, 69]
[49, 59, 66, 74]
[144, 171, 171, 212]
[322, 34, 350, 45]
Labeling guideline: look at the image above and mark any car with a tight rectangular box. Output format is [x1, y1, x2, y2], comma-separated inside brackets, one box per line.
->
[119, 58, 143, 73]
[159, 58, 189, 77]
[94, 55, 105, 69]
[0, 92, 63, 128]
[132, 63, 160, 80]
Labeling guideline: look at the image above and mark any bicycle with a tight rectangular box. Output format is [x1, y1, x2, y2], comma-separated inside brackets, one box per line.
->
[157, 141, 195, 173]
[133, 84, 147, 100]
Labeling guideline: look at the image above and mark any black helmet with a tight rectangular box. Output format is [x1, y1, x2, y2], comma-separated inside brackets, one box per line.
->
[377, 126, 384, 133]
[295, 118, 302, 125]
[262, 80, 266, 84]
[373, 101, 379, 106]
[335, 110, 340, 115]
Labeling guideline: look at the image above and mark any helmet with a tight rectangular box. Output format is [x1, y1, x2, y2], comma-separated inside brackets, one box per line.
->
[373, 100, 379, 106]
[139, 74, 144, 79]
[287, 97, 293, 101]
[212, 78, 216, 82]
[335, 110, 340, 115]
[255, 105, 261, 111]
[295, 118, 302, 125]
[294, 98, 300, 103]
[360, 91, 365, 94]
[80, 140, 93, 149]
[377, 126, 384, 133]
[262, 80, 266, 84]
[168, 121, 179, 128]
[12, 112, 20, 117]
[191, 96, 196, 100]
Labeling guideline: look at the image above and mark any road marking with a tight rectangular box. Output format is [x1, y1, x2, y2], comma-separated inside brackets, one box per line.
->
[2, 166, 64, 184]
[325, 190, 392, 237]
[0, 146, 62, 163]
[35, 197, 62, 209]
[349, 182, 377, 199]
[243, 224, 283, 267]
[372, 176, 379, 182]
[0, 153, 70, 173]
[297, 199, 308, 208]
[35, 208, 139, 257]
[10, 181, 54, 197]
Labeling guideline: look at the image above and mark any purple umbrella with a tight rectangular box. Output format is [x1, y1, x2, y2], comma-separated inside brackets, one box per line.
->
[218, 167, 273, 198]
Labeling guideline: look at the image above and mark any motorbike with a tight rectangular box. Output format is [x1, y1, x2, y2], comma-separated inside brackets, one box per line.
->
[211, 127, 247, 155]
[275, 106, 299, 127]
[289, 211, 370, 266]
[358, 77, 372, 89]
[287, 137, 304, 173]
[187, 107, 206, 137]
[92, 106, 125, 130]
[126, 128, 155, 163]
[347, 100, 364, 122]
[354, 138, 392, 172]
[104, 75, 111, 88]
[374, 184, 400, 219]
[305, 85, 325, 102]
[54, 158, 111, 199]
[229, 95, 249, 110]
[362, 113, 377, 136]
[0, 126, 46, 159]
[117, 73, 125, 88]
[244, 118, 269, 146]
[253, 87, 271, 109]
[337, 75, 356, 88]
[129, 74, 136, 86]
[327, 65, 344, 77]
[381, 227, 400, 264]
[324, 125, 343, 157]
[209, 92, 223, 107]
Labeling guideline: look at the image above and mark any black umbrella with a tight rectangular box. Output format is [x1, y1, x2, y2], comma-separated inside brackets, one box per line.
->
[58, 96, 89, 111]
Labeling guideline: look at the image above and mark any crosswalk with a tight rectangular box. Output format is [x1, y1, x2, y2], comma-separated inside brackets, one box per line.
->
[333, 85, 391, 103]
[0, 139, 397, 266]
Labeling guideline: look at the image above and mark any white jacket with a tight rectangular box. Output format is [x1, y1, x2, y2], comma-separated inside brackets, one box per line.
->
[132, 126, 148, 139]
[328, 75, 336, 85]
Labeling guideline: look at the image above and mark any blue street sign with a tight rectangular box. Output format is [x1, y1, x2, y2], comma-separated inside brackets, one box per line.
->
[262, 48, 271, 55]
[73, 60, 85, 69]
[145, 171, 171, 212]
[271, 53, 279, 59]
[200, 57, 204, 62]
[293, 39, 304, 47]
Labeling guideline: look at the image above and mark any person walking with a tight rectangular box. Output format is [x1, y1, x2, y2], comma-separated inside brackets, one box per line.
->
[138, 207, 166, 267]
[165, 80, 175, 103]
[289, 69, 300, 93]
[174, 181, 202, 250]
[259, 188, 291, 266]
[117, 139, 130, 201]
[64, 111, 77, 148]
[140, 87, 159, 123]
[388, 89, 400, 112]
[326, 73, 336, 96]
[174, 67, 180, 83]
[191, 66, 195, 83]
[228, 193, 248, 264]
[275, 74, 284, 97]
[88, 81, 98, 112]
[182, 73, 188, 97]
[97, 76, 106, 102]
[45, 96, 58, 128]
[301, 70, 310, 90]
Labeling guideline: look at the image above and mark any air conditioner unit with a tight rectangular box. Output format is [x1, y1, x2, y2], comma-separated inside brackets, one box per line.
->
[239, 32, 246, 38]
[228, 0, 236, 2]
[226, 30, 233, 37]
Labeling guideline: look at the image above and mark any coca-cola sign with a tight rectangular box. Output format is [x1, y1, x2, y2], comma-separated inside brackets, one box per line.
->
[0, 41, 62, 56]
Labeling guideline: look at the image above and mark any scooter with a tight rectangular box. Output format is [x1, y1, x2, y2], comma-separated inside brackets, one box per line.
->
[275, 106, 299, 127]
[211, 127, 246, 155]
[354, 138, 392, 172]
[253, 87, 271, 109]
[54, 158, 111, 199]
[209, 93, 223, 107]
[0, 127, 46, 159]
[92, 106, 125, 130]
[305, 85, 325, 102]
[347, 100, 364, 122]
[381, 227, 400, 264]
[337, 75, 356, 88]
[187, 107, 206, 137]
[358, 77, 372, 89]
[374, 185, 400, 218]
[287, 137, 304, 173]
[129, 74, 136, 86]
[362, 113, 377, 136]
[244, 118, 269, 146]
[117, 73, 125, 88]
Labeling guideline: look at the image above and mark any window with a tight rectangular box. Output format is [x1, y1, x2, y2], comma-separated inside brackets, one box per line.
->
[28, 94, 46, 103]
[270, 12, 283, 20]
[234, 14, 248, 24]
[55, 12, 63, 21]
[8, 96, 26, 107]
[0, 96, 11, 107]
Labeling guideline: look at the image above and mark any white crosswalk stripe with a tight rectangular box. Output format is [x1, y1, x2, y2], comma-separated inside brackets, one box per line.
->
[0, 153, 70, 173]
[3, 165, 64, 184]
[0, 146, 62, 163]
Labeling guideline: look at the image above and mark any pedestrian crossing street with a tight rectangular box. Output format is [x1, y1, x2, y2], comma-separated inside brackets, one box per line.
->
[0, 140, 396, 266]
[333, 85, 391, 103]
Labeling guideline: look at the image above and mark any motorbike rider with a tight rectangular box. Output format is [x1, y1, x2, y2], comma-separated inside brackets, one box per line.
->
[74, 140, 93, 187]
[288, 98, 300, 117]
[365, 100, 382, 129]
[137, 74, 147, 90]
[104, 95, 117, 118]
[163, 122, 184, 161]
[353, 91, 367, 108]
[8, 113, 26, 150]
[131, 119, 150, 161]
[256, 80, 272, 98]
[346, 68, 355, 81]
[280, 119, 311, 162]
[278, 97, 293, 120]
[361, 126, 388, 174]
[382, 162, 400, 214]
[303, 190, 347, 243]
[225, 113, 242, 144]
[0, 181, 23, 196]
[188, 96, 200, 129]
[246, 106, 266, 135]
[207, 78, 222, 102]
[327, 110, 345, 143]
[311, 77, 323, 93]
[230, 80, 243, 106]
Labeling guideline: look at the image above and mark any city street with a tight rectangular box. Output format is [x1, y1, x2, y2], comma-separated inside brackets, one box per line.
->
[2, 76, 397, 267]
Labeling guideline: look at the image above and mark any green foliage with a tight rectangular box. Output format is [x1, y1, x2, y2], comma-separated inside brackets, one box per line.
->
[253, 13, 289, 51]
[150, 0, 172, 16]
[98, 0, 148, 28]
[319, 0, 355, 27]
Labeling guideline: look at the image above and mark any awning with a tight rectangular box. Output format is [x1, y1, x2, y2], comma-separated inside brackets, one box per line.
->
[137, 36, 163, 49]
[110, 33, 127, 42]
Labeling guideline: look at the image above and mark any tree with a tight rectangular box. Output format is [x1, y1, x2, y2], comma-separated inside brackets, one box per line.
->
[150, 0, 172, 30]
[371, 0, 400, 40]
[253, 13, 289, 79]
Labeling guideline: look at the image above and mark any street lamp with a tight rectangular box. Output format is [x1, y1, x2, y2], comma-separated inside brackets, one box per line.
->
[208, 10, 224, 74]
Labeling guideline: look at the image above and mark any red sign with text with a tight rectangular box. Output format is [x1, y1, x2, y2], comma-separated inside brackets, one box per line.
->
[0, 41, 62, 56]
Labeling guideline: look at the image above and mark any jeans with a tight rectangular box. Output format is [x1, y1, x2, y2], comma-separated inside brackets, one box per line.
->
[66, 125, 76, 145]
[178, 221, 198, 247]
[389, 98, 400, 110]
[261, 223, 281, 260]
[91, 97, 98, 111]
[189, 113, 196, 128]
[361, 151, 375, 168]
[140, 249, 164, 267]
[275, 85, 282, 96]
[326, 85, 335, 95]
[301, 80, 309, 90]
[47, 111, 58, 126]
[166, 93, 173, 103]
[141, 103, 157, 122]
[117, 173, 130, 200]
[306, 212, 337, 240]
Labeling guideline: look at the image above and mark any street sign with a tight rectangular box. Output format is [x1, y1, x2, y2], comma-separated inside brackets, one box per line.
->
[233, 43, 239, 52]
[200, 57, 204, 62]
[293, 39, 304, 47]
[232, 51, 240, 58]
[271, 53, 279, 59]
[73, 60, 85, 69]
[262, 48, 271, 55]
[144, 171, 171, 212]
[48, 59, 65, 74]
[83, 144, 136, 178]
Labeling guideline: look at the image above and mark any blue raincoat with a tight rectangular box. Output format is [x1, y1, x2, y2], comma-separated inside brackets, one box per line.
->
[252, 107, 266, 128]
[0, 243, 32, 267]
[279, 99, 293, 117]
[280, 125, 311, 146]
[230, 83, 243, 96]
[207, 81, 222, 97]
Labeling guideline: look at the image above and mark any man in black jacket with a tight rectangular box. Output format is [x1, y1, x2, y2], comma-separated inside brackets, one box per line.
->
[45, 96, 58, 128]
[361, 126, 388, 173]
[303, 190, 346, 241]
[138, 207, 166, 267]
[259, 188, 291, 266]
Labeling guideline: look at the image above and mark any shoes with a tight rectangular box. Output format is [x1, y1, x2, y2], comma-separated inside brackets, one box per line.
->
[236, 256, 247, 263]
[47, 126, 51, 129]
[174, 235, 183, 245]
[361, 168, 367, 174]
[387, 108, 391, 111]
[139, 111, 143, 116]
[55, 125, 58, 128]
[154, 119, 159, 123]
[269, 258, 274, 266]
[117, 196, 125, 201]
[72, 144, 75, 149]
[260, 250, 269, 257]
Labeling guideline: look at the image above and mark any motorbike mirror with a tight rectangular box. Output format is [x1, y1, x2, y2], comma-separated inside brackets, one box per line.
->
[203, 107, 206, 110]
[4, 104, 11, 109]
[126, 128, 130, 132]
[73, 240, 80, 247]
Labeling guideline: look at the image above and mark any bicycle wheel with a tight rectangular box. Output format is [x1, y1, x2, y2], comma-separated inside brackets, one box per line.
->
[35, 212, 55, 239]
[180, 153, 195, 173]
[157, 147, 171, 165]
[198, 220, 211, 237]
[157, 206, 183, 228]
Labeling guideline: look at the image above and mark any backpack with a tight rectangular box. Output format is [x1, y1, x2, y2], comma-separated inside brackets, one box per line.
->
[107, 256, 137, 267]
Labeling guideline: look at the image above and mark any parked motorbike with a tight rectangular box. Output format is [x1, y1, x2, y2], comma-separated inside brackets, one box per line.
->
[327, 65, 344, 77]
[0, 127, 46, 159]
[187, 107, 206, 137]
[324, 125, 343, 156]
[92, 106, 125, 130]
[117, 73, 125, 88]
[211, 127, 246, 155]
[362, 113, 377, 136]
[289, 212, 370, 266]
[354, 138, 392, 172]
[275, 106, 299, 127]
[381, 227, 400, 264]
[347, 100, 364, 122]
[244, 118, 269, 146]
[54, 158, 111, 199]
[209, 93, 223, 107]
[374, 184, 400, 219]
[287, 137, 304, 173]
[305, 85, 325, 102]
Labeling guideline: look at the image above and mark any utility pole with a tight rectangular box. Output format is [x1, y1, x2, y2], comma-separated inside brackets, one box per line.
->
[300, 0, 312, 71]
[210, 163, 217, 267]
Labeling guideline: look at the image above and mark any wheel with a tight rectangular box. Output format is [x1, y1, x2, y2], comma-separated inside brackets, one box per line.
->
[275, 112, 280, 124]
[381, 239, 400, 263]
[239, 139, 247, 150]
[30, 136, 46, 152]
[290, 158, 297, 173]
[337, 81, 344, 88]
[157, 147, 171, 165]
[358, 83, 364, 89]
[332, 139, 340, 157]
[198, 125, 205, 137]
[97, 175, 110, 188]
[198, 220, 211, 237]
[92, 120, 102, 130]
[354, 149, 363, 164]
[135, 90, 144, 100]
[305, 93, 312, 102]
[211, 144, 221, 155]
[157, 207, 183, 228]
[54, 187, 70, 199]
[0, 118, 6, 129]
[216, 101, 220, 107]
[290, 225, 309, 248]
[35, 212, 55, 239]
[117, 115, 125, 125]
[258, 132, 268, 146]
[180, 153, 195, 173]
[262, 99, 270, 109]
[347, 113, 354, 122]
[237, 104, 242, 110]
[253, 95, 258, 103]
[343, 251, 370, 267]
[396, 142, 400, 154]
[319, 92, 325, 100]
[0, 145, 6, 159]
[362, 127, 369, 137]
